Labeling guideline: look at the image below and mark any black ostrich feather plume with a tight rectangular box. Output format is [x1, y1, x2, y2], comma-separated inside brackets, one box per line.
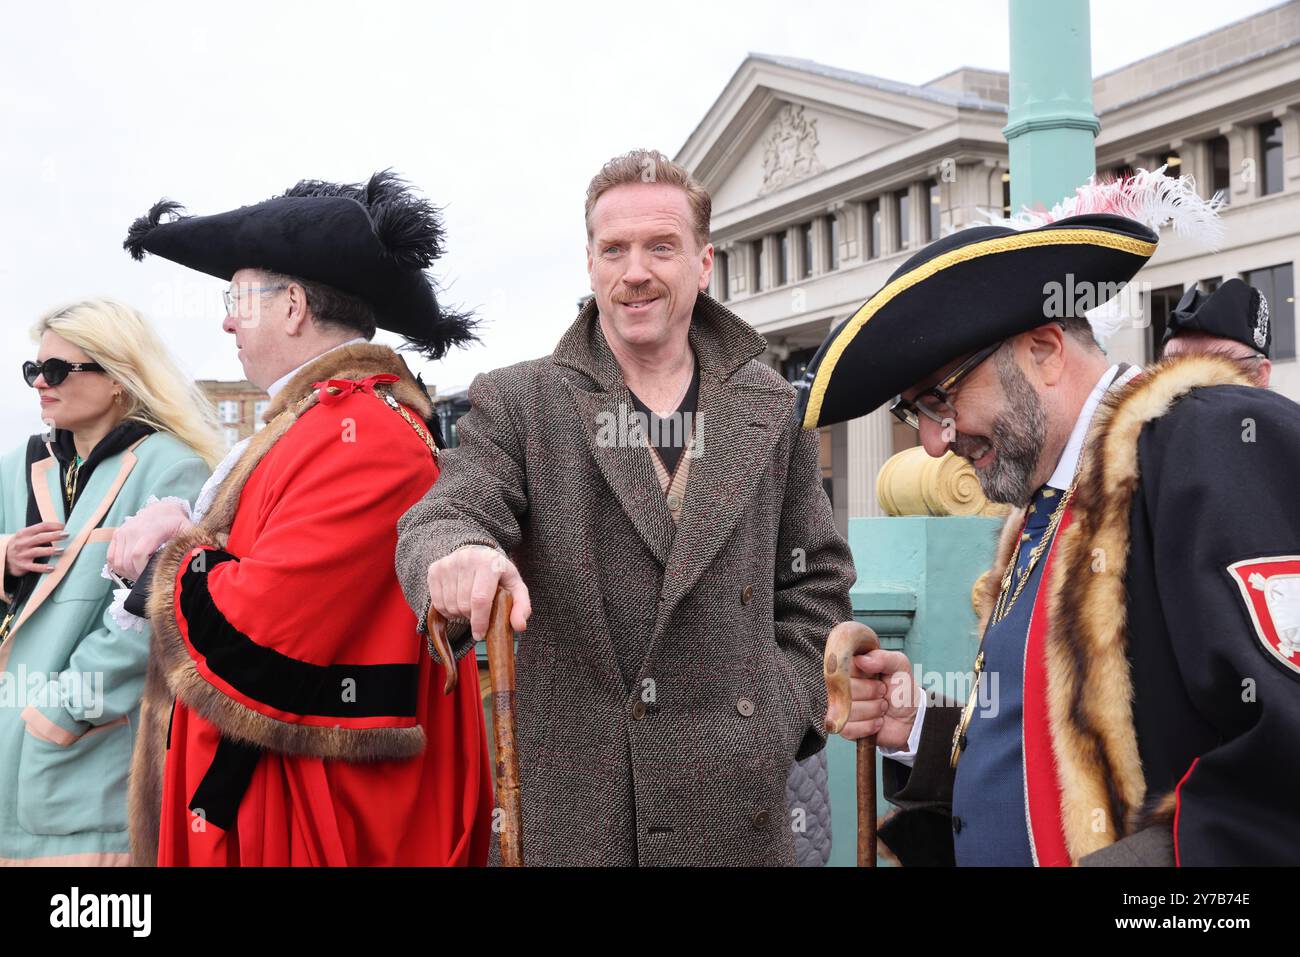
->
[123, 199, 187, 261]
[282, 169, 447, 269]
[401, 281, 479, 362]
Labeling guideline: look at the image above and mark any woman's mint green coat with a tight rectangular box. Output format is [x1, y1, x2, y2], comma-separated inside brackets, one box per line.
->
[0, 430, 209, 864]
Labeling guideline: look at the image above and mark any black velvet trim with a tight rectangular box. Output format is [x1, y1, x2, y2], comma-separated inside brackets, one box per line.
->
[176, 548, 419, 719]
[188, 735, 263, 831]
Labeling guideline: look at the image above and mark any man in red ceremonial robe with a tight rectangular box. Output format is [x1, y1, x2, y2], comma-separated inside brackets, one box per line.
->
[109, 171, 491, 865]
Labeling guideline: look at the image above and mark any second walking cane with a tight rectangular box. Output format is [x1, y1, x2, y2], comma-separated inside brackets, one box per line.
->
[824, 620, 881, 867]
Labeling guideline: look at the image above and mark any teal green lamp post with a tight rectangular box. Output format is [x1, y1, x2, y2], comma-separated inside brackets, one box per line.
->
[1004, 0, 1099, 212]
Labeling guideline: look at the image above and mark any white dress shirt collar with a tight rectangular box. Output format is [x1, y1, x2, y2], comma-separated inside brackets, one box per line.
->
[265, 337, 369, 399]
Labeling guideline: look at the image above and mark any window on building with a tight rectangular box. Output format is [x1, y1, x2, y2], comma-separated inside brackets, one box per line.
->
[1209, 135, 1231, 205]
[1001, 172, 1011, 217]
[867, 199, 882, 259]
[800, 222, 814, 279]
[781, 347, 816, 385]
[776, 231, 790, 286]
[895, 190, 910, 249]
[1199, 277, 1221, 294]
[254, 400, 269, 431]
[1260, 119, 1284, 196]
[1146, 285, 1186, 363]
[1244, 263, 1296, 360]
[829, 215, 840, 271]
[927, 181, 940, 242]
[223, 427, 240, 449]
[218, 400, 239, 424]
[753, 239, 764, 292]
[715, 250, 729, 301]
[1107, 164, 1135, 182]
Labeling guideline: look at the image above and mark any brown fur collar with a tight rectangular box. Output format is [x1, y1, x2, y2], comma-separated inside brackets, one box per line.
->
[1034, 354, 1252, 862]
[127, 343, 431, 865]
[262, 342, 433, 423]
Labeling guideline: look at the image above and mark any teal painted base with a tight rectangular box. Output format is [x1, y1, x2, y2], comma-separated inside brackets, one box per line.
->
[825, 515, 1004, 867]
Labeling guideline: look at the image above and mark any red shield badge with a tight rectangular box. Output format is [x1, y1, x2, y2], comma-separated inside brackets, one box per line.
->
[1227, 556, 1300, 676]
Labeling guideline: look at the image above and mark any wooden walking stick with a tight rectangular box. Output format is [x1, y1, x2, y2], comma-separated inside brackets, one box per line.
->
[427, 587, 524, 867]
[824, 621, 881, 867]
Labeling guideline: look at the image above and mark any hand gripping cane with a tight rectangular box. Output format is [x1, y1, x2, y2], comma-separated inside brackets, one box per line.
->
[427, 587, 524, 867]
[823, 621, 881, 867]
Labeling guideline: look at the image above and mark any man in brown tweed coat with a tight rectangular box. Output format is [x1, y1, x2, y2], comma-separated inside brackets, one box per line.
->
[395, 149, 855, 866]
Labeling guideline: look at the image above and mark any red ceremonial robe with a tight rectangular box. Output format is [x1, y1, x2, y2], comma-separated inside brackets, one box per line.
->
[129, 345, 492, 866]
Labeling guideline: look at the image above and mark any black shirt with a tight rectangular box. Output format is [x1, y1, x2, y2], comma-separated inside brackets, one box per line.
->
[628, 362, 700, 476]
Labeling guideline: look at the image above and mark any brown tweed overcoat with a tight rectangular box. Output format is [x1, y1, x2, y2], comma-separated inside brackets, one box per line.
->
[395, 293, 855, 866]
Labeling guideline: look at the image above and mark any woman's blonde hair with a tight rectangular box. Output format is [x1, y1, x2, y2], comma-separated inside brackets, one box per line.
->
[32, 298, 226, 467]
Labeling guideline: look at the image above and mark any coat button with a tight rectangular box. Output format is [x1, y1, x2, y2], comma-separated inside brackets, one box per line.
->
[952, 815, 964, 834]
[666, 493, 682, 510]
[740, 585, 754, 605]
[736, 698, 754, 717]
[632, 700, 646, 720]
[751, 809, 770, 829]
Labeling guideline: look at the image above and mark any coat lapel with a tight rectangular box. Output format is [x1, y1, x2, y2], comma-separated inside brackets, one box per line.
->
[31, 453, 62, 525]
[5, 438, 146, 643]
[569, 382, 676, 565]
[657, 376, 792, 616]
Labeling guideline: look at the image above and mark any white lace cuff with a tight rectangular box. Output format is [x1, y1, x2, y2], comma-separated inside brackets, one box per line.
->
[98, 494, 195, 632]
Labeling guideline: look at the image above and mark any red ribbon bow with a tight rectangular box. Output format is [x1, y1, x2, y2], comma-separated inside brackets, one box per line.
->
[313, 373, 400, 406]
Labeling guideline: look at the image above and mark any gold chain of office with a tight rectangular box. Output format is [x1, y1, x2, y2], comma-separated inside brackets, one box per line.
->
[991, 480, 1077, 625]
[949, 481, 1078, 769]
[375, 387, 438, 458]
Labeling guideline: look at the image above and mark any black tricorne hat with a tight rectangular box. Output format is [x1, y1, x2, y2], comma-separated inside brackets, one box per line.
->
[123, 170, 476, 360]
[1161, 278, 1270, 358]
[797, 213, 1158, 430]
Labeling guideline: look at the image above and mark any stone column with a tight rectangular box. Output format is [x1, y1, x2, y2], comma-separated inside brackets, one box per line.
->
[845, 407, 894, 518]
[1222, 123, 1253, 204]
[907, 181, 928, 252]
[713, 242, 733, 300]
[811, 215, 829, 276]
[830, 200, 863, 265]
[830, 420, 849, 536]
[1276, 104, 1300, 189]
[786, 225, 806, 283]
[1174, 139, 1209, 198]
[762, 234, 781, 290]
[879, 193, 900, 256]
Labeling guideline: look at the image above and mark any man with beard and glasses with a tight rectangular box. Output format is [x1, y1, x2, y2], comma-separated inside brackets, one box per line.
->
[797, 172, 1300, 866]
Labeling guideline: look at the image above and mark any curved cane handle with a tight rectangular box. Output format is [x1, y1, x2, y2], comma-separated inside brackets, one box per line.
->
[824, 621, 881, 734]
[425, 602, 462, 695]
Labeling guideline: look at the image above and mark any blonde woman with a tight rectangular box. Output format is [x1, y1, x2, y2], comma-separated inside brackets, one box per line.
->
[0, 298, 219, 865]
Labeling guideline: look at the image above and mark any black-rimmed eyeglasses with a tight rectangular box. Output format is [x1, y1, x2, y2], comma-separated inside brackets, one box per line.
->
[888, 341, 1004, 431]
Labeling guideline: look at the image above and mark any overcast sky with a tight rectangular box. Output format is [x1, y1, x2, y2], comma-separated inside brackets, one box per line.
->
[1, 0, 1286, 442]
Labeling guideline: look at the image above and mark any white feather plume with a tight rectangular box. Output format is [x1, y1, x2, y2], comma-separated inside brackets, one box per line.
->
[985, 166, 1226, 251]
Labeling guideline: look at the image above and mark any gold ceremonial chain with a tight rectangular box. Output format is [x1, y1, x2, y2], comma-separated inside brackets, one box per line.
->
[376, 388, 438, 459]
[991, 481, 1076, 626]
[950, 481, 1077, 769]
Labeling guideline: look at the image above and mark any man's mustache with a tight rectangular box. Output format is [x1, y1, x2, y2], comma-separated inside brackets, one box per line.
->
[614, 285, 667, 304]
[951, 432, 991, 461]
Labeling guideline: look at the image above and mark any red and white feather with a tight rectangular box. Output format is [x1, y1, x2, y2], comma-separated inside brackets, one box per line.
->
[987, 166, 1226, 251]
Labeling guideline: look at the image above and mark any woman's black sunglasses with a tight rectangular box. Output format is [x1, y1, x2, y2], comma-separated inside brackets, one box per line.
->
[23, 358, 106, 387]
